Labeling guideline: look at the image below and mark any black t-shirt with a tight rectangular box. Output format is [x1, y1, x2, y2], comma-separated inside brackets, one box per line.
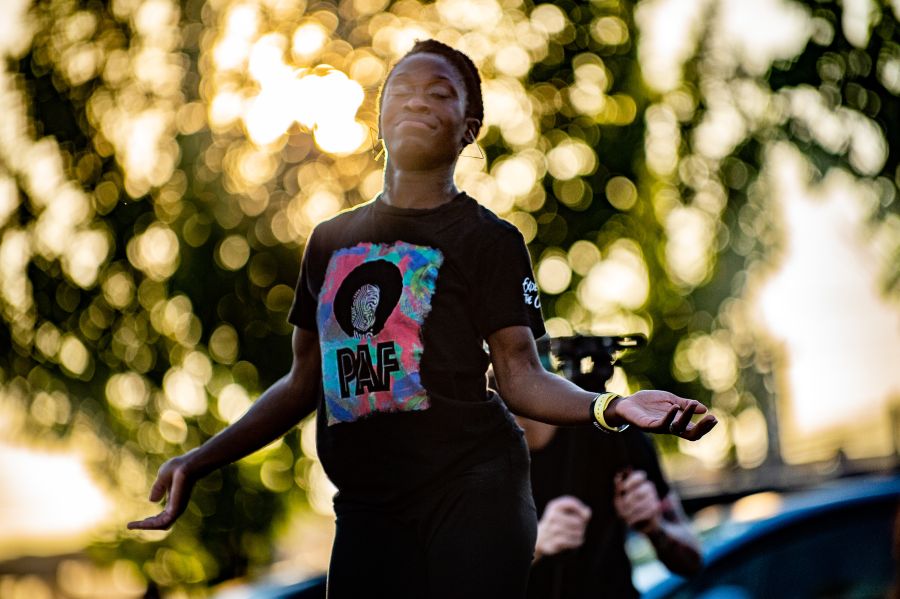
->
[527, 426, 670, 599]
[289, 192, 545, 506]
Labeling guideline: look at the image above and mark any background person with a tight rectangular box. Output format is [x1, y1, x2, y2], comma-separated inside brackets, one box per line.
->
[521, 336, 702, 598]
[524, 419, 702, 598]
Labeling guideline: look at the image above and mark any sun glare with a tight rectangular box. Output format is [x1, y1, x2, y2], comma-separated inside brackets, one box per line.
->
[0, 443, 111, 558]
[292, 23, 328, 59]
[755, 144, 900, 461]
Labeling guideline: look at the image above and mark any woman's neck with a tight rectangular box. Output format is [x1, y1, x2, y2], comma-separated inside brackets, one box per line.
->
[381, 161, 460, 209]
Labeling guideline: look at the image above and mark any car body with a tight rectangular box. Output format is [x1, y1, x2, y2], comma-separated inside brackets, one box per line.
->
[640, 473, 900, 599]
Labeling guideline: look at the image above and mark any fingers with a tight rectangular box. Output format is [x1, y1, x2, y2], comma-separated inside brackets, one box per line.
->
[615, 470, 648, 495]
[166, 470, 189, 516]
[661, 405, 679, 433]
[626, 498, 660, 531]
[537, 496, 592, 555]
[543, 496, 591, 538]
[540, 527, 585, 554]
[127, 484, 189, 531]
[148, 460, 176, 502]
[678, 412, 718, 441]
[668, 402, 698, 435]
[613, 472, 662, 529]
[615, 474, 657, 508]
[668, 395, 708, 414]
[126, 511, 176, 531]
[552, 514, 590, 536]
[129, 461, 192, 532]
[546, 495, 592, 521]
[149, 477, 168, 502]
[663, 397, 716, 441]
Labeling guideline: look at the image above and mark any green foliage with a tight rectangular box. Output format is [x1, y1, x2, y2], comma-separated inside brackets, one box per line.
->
[1, 0, 897, 592]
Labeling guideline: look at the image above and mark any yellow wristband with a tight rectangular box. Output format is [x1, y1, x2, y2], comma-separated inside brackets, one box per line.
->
[591, 392, 629, 433]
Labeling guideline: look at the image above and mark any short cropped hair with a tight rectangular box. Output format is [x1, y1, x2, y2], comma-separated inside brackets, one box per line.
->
[378, 39, 484, 137]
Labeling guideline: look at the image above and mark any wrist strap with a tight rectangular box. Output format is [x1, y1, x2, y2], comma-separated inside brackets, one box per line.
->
[590, 392, 629, 433]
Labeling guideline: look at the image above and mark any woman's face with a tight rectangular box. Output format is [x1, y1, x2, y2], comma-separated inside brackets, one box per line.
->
[379, 53, 475, 170]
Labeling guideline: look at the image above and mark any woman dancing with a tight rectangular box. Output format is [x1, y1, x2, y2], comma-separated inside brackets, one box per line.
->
[128, 39, 716, 599]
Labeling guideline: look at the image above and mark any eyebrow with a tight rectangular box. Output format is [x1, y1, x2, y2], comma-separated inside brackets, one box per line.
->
[390, 74, 457, 85]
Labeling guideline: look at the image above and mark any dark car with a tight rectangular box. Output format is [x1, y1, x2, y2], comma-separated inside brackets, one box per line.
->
[641, 474, 900, 599]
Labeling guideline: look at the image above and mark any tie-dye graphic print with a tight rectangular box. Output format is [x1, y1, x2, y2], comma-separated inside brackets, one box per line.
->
[317, 241, 443, 425]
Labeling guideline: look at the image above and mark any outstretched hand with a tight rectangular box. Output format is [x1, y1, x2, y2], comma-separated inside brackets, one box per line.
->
[127, 455, 195, 531]
[612, 391, 717, 441]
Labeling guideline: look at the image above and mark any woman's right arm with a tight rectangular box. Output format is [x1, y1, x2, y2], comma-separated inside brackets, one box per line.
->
[127, 327, 321, 530]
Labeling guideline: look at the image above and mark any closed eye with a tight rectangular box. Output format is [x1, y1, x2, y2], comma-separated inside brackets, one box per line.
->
[388, 84, 414, 97]
[428, 83, 455, 99]
[386, 83, 457, 101]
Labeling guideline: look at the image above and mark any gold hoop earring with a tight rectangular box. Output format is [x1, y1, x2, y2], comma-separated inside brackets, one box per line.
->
[369, 126, 385, 161]
[460, 141, 484, 160]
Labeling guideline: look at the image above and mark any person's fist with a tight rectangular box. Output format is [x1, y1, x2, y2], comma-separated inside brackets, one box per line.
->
[613, 469, 661, 533]
[534, 495, 592, 559]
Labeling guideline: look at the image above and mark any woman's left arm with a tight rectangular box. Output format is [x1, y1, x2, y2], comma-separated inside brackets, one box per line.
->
[487, 326, 717, 440]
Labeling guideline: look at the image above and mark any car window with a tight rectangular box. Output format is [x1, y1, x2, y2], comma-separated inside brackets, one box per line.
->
[665, 499, 898, 599]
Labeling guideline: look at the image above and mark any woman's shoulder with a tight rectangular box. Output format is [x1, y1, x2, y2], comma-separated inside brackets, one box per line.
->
[310, 198, 375, 235]
[460, 193, 522, 239]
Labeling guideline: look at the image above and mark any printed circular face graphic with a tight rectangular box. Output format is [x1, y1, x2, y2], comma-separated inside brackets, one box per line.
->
[351, 283, 380, 332]
[334, 260, 402, 338]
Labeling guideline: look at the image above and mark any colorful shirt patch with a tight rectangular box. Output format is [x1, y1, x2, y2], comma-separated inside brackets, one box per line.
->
[317, 241, 443, 425]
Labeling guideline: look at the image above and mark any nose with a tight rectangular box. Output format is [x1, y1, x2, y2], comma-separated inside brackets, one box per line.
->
[403, 91, 429, 112]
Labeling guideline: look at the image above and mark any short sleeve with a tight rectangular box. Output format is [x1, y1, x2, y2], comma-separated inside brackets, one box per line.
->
[475, 228, 546, 339]
[287, 230, 320, 331]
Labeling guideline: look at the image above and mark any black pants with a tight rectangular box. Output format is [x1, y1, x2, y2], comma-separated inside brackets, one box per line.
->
[326, 444, 537, 599]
